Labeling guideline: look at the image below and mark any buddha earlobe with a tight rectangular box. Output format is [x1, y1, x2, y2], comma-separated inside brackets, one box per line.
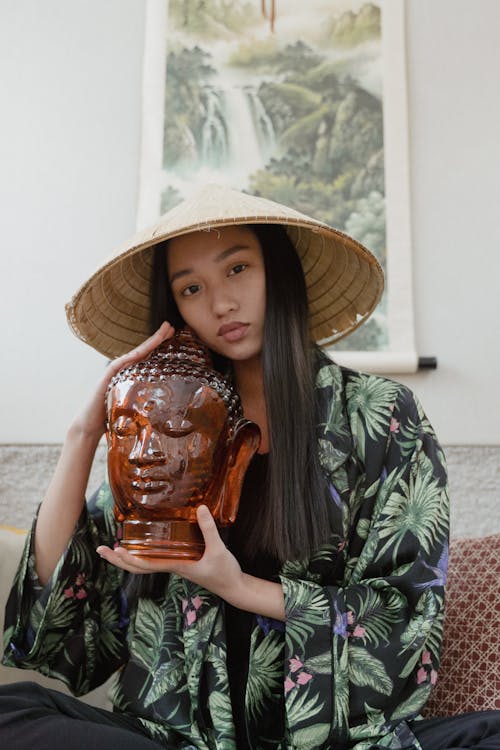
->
[211, 419, 261, 525]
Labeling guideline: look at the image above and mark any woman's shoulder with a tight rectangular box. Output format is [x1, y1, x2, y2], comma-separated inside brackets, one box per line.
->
[315, 355, 428, 446]
[316, 355, 417, 408]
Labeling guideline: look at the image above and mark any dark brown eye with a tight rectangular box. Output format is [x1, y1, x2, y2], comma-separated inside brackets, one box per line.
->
[182, 283, 201, 297]
[229, 263, 247, 275]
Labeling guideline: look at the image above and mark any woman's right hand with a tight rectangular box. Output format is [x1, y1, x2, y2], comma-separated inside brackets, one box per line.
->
[71, 321, 175, 442]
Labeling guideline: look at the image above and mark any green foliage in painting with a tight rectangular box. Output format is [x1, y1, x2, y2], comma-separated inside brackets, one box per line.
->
[162, 1, 387, 351]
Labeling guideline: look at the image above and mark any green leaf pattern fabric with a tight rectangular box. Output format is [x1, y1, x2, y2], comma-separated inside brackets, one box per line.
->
[3, 362, 449, 749]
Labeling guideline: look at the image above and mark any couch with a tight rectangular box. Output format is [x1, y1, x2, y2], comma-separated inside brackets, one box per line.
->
[0, 525, 112, 708]
[1, 525, 499, 714]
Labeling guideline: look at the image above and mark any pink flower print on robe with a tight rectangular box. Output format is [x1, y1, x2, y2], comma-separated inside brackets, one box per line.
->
[390, 417, 400, 433]
[182, 595, 204, 627]
[421, 650, 432, 665]
[346, 611, 365, 638]
[285, 657, 313, 692]
[296, 671, 312, 685]
[63, 572, 88, 600]
[417, 649, 438, 685]
[289, 657, 303, 673]
[352, 624, 366, 638]
[417, 667, 427, 684]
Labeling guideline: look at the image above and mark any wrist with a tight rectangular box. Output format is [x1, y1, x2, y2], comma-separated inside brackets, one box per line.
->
[66, 420, 104, 447]
[225, 572, 285, 622]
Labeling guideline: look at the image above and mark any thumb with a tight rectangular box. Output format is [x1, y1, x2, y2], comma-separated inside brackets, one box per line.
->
[196, 505, 223, 548]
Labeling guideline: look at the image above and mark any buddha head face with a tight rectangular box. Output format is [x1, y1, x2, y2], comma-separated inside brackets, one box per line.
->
[106, 328, 259, 527]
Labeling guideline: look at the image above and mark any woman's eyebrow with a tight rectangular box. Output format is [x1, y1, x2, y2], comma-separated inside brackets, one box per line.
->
[169, 245, 250, 284]
[214, 244, 250, 262]
[169, 267, 194, 284]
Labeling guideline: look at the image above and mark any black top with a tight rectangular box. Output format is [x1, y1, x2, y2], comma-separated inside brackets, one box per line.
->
[224, 453, 282, 749]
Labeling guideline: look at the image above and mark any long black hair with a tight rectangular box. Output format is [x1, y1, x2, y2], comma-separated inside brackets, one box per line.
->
[150, 223, 331, 563]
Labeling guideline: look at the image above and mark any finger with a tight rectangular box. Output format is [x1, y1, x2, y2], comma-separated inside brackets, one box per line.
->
[96, 545, 185, 575]
[97, 554, 144, 575]
[196, 505, 223, 548]
[110, 322, 175, 373]
[137, 321, 175, 352]
[99, 323, 174, 393]
[96, 545, 155, 574]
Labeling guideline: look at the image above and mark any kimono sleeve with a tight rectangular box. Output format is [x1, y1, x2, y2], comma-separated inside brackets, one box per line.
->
[279, 385, 449, 749]
[2, 482, 129, 696]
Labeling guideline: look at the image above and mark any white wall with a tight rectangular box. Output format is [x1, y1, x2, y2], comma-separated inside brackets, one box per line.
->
[0, 0, 145, 443]
[398, 0, 500, 444]
[1, 0, 499, 444]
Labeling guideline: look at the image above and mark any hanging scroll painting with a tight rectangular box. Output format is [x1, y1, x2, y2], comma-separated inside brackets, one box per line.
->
[137, 0, 417, 373]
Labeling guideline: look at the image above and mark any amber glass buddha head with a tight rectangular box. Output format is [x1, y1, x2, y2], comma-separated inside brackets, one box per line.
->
[106, 328, 260, 559]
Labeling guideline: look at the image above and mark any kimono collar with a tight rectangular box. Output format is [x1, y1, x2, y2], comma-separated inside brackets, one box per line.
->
[315, 357, 354, 477]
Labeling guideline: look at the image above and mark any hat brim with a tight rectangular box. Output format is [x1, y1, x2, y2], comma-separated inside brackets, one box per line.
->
[66, 185, 384, 358]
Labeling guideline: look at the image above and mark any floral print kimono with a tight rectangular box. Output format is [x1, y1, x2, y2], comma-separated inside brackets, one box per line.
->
[3, 361, 449, 749]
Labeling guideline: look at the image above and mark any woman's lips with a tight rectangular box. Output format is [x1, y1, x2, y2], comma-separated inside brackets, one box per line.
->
[217, 322, 249, 342]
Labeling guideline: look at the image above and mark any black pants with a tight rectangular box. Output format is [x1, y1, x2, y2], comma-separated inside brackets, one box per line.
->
[0, 681, 166, 750]
[1, 681, 500, 749]
[411, 712, 500, 750]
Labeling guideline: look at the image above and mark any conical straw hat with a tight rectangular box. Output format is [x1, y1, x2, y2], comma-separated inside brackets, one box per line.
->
[66, 184, 384, 358]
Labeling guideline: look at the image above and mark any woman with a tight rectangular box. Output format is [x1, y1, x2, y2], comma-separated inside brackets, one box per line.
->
[1, 185, 499, 749]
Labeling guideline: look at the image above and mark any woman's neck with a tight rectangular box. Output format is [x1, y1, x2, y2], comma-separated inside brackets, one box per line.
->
[233, 357, 269, 453]
[233, 356, 264, 402]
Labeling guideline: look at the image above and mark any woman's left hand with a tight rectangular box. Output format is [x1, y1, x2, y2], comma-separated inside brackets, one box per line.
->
[96, 505, 243, 601]
[98, 505, 286, 621]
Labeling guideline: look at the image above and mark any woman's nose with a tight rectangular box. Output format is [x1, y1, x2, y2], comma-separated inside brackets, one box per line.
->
[129, 427, 165, 464]
[211, 288, 238, 317]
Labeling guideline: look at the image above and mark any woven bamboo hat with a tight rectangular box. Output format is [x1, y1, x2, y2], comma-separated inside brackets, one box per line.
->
[66, 184, 384, 358]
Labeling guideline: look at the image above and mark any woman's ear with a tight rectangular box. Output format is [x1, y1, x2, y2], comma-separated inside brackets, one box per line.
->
[210, 419, 261, 525]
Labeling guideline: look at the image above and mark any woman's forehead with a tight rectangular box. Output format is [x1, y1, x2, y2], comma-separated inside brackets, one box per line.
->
[166, 224, 261, 272]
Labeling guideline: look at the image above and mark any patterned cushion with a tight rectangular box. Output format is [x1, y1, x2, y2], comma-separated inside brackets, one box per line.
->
[424, 534, 500, 716]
